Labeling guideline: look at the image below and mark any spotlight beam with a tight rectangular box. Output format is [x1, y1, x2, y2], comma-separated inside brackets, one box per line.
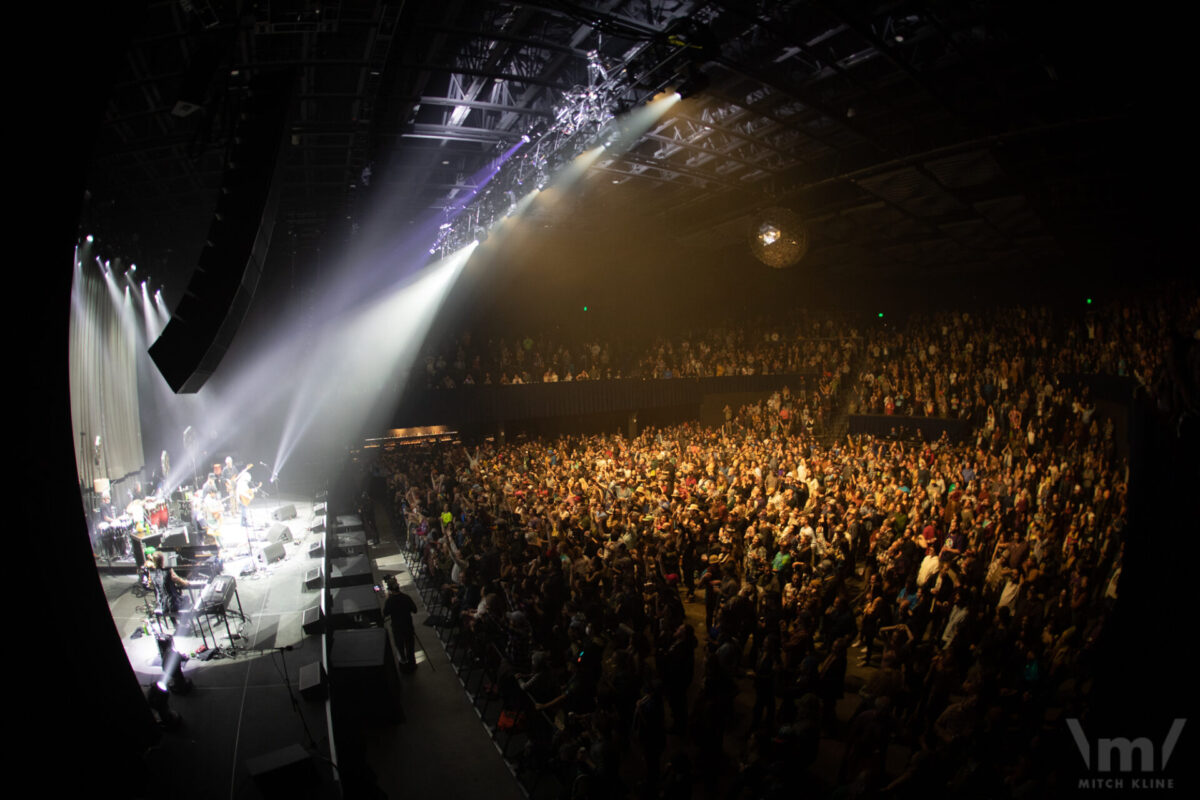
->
[271, 243, 477, 477]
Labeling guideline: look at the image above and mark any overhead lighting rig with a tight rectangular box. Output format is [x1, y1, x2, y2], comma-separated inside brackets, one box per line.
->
[429, 24, 712, 259]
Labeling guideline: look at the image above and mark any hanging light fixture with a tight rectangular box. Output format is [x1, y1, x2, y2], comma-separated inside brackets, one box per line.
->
[749, 206, 808, 269]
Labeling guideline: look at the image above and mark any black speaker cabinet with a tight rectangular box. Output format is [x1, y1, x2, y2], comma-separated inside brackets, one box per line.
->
[266, 522, 292, 544]
[303, 567, 323, 591]
[148, 70, 293, 393]
[302, 605, 323, 636]
[261, 541, 286, 564]
[159, 531, 189, 549]
[245, 744, 318, 800]
[272, 504, 297, 521]
[298, 662, 325, 700]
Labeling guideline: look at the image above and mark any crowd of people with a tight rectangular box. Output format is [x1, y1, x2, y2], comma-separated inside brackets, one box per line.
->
[376, 381, 1126, 797]
[848, 294, 1195, 433]
[414, 293, 1197, 441]
[366, 290, 1196, 797]
[415, 315, 859, 389]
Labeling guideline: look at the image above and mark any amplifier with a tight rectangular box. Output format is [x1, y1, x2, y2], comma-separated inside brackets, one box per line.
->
[159, 531, 189, 549]
[128, 531, 162, 567]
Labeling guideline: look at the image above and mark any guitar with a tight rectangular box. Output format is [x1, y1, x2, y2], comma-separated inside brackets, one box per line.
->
[239, 481, 263, 507]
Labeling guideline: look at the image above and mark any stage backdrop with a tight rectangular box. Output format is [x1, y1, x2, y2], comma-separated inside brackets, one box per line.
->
[69, 259, 144, 490]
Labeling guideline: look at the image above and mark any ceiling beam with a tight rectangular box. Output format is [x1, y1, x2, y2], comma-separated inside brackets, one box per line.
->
[416, 95, 554, 117]
[402, 123, 523, 143]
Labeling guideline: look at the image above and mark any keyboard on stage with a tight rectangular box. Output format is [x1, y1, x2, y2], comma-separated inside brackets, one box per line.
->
[200, 575, 238, 614]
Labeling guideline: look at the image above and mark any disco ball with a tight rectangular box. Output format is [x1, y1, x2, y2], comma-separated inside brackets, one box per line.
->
[749, 206, 808, 268]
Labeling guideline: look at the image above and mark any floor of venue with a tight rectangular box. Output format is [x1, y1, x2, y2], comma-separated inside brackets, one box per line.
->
[392, 521, 915, 800]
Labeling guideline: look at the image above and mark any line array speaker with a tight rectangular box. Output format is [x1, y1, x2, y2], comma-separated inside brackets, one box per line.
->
[149, 69, 294, 393]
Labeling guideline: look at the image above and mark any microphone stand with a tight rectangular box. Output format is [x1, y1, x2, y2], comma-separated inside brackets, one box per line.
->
[243, 518, 259, 576]
[275, 646, 320, 751]
[258, 462, 284, 524]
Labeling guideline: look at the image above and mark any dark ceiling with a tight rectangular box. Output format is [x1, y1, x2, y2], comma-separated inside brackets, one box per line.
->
[79, 0, 1184, 300]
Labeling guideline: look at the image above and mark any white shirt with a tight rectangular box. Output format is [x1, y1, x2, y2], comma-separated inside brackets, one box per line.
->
[918, 554, 941, 587]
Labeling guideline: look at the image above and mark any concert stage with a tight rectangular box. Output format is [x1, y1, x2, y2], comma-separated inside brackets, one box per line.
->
[99, 494, 341, 799]
[95, 490, 528, 800]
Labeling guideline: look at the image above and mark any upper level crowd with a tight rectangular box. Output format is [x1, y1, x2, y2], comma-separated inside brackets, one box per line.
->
[417, 313, 859, 388]
[415, 292, 1196, 432]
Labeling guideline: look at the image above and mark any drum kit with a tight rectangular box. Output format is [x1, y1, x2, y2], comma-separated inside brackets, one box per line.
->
[96, 517, 134, 560]
[96, 495, 174, 561]
[127, 496, 173, 531]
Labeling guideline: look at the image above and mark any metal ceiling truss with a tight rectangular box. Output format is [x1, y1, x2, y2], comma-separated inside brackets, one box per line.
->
[80, 1, 1134, 283]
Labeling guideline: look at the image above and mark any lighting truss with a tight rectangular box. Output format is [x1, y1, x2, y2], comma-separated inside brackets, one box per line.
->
[431, 37, 699, 258]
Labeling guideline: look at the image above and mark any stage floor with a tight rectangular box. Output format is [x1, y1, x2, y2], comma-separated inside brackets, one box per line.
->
[101, 494, 326, 668]
[96, 493, 527, 800]
[99, 494, 341, 799]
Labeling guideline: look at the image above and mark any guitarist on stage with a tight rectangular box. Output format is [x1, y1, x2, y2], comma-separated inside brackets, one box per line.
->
[235, 464, 260, 528]
[223, 456, 237, 515]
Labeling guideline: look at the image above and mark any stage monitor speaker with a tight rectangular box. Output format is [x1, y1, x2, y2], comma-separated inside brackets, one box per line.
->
[307, 537, 324, 558]
[245, 744, 318, 800]
[272, 504, 297, 521]
[266, 523, 292, 544]
[261, 541, 286, 564]
[301, 605, 323, 636]
[149, 69, 294, 393]
[304, 567, 322, 591]
[298, 662, 326, 700]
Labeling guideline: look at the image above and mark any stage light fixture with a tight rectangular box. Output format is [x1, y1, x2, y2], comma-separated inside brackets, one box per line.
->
[146, 680, 180, 728]
[749, 207, 808, 269]
[86, 234, 94, 243]
[674, 68, 710, 100]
